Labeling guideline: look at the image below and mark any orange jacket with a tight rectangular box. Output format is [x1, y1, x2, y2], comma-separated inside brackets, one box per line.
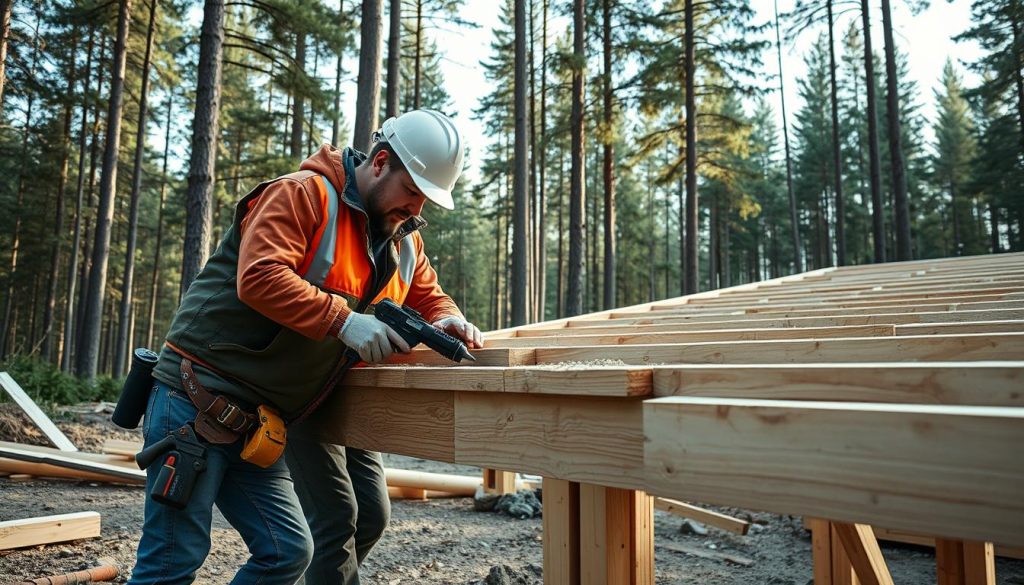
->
[235, 144, 463, 340]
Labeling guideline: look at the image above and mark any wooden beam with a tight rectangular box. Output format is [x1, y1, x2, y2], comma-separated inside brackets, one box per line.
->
[962, 541, 997, 585]
[871, 526, 1023, 560]
[685, 284, 1024, 306]
[651, 363, 1024, 406]
[654, 497, 750, 535]
[454, 393, 645, 490]
[483, 469, 517, 494]
[535, 334, 1024, 365]
[936, 539, 966, 585]
[346, 366, 652, 397]
[831, 522, 894, 585]
[307, 386, 455, 462]
[894, 321, 1023, 335]
[0, 372, 78, 452]
[383, 347, 536, 367]
[0, 441, 137, 469]
[612, 299, 1024, 321]
[0, 512, 101, 551]
[100, 439, 142, 459]
[658, 291, 1024, 314]
[543, 478, 580, 585]
[643, 397, 1024, 547]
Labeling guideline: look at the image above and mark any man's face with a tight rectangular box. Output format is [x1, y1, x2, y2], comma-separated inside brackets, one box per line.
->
[364, 150, 428, 238]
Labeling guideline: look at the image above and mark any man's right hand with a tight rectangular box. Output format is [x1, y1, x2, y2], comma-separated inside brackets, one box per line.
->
[338, 312, 411, 363]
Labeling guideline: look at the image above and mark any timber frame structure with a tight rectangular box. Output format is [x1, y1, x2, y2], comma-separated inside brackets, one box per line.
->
[309, 252, 1024, 584]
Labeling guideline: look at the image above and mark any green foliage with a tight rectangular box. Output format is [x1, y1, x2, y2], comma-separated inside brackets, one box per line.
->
[0, 354, 123, 405]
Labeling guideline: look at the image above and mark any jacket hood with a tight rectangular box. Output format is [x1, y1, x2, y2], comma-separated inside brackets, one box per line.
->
[299, 144, 349, 195]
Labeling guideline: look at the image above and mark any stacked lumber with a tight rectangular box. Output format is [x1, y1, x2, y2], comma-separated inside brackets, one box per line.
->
[308, 251, 1024, 585]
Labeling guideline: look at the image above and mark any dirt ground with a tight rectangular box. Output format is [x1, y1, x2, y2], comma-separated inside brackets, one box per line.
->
[1, 404, 1023, 584]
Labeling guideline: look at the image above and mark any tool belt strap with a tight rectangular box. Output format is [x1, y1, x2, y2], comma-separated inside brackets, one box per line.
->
[179, 358, 258, 435]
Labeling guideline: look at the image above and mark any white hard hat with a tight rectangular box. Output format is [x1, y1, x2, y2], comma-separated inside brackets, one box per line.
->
[378, 109, 465, 210]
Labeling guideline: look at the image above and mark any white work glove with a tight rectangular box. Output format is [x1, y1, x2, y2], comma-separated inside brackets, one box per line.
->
[338, 312, 411, 363]
[432, 316, 485, 349]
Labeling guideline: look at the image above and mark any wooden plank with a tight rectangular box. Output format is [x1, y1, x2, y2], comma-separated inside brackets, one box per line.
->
[568, 307, 1024, 330]
[654, 497, 750, 535]
[496, 325, 896, 347]
[615, 299, 1024, 321]
[535, 333, 1024, 366]
[0, 441, 138, 468]
[307, 386, 455, 462]
[936, 539, 966, 585]
[659, 291, 1024, 314]
[346, 366, 652, 397]
[0, 446, 145, 484]
[543, 478, 580, 585]
[651, 363, 1024, 406]
[483, 469, 517, 494]
[0, 512, 101, 550]
[687, 284, 1024, 306]
[894, 321, 1024, 335]
[643, 397, 1024, 547]
[962, 541, 996, 585]
[454, 393, 645, 490]
[101, 438, 142, 459]
[0, 372, 77, 452]
[515, 323, 895, 339]
[831, 522, 894, 585]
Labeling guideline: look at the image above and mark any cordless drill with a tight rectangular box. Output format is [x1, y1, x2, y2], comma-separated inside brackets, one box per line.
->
[366, 298, 477, 362]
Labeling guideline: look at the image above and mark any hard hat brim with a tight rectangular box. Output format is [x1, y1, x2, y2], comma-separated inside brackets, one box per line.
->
[410, 173, 455, 210]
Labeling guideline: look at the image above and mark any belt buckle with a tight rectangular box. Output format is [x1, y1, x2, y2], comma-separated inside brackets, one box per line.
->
[217, 403, 240, 427]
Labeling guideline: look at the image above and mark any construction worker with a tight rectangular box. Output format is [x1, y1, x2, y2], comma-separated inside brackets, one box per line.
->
[129, 109, 483, 584]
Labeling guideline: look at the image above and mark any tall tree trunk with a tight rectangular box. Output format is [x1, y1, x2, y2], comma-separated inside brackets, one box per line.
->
[0, 0, 11, 113]
[536, 0, 548, 321]
[880, 0, 911, 260]
[147, 96, 173, 350]
[290, 31, 306, 159]
[862, 0, 886, 263]
[556, 148, 564, 318]
[308, 42, 320, 154]
[990, 203, 1000, 253]
[684, 0, 698, 294]
[647, 163, 655, 301]
[827, 0, 846, 266]
[1011, 7, 1024, 152]
[115, 0, 158, 376]
[386, 0, 400, 118]
[1, 5, 41, 359]
[951, 181, 961, 255]
[414, 0, 423, 109]
[774, 0, 802, 275]
[43, 36, 79, 362]
[78, 0, 132, 379]
[529, 0, 538, 321]
[566, 0, 585, 316]
[62, 31, 97, 372]
[353, 0, 383, 151]
[511, 0, 529, 326]
[709, 199, 718, 289]
[601, 0, 616, 310]
[333, 1, 345, 144]
[180, 0, 224, 297]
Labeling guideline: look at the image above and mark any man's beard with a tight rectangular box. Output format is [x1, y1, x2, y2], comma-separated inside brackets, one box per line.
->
[364, 183, 409, 241]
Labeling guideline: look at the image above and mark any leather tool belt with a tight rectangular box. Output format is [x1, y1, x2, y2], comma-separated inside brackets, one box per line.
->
[179, 359, 258, 445]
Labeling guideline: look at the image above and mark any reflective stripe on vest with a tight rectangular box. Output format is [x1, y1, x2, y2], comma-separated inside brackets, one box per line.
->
[300, 175, 417, 298]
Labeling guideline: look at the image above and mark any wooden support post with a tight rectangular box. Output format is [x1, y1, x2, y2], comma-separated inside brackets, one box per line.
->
[831, 522, 894, 585]
[484, 468, 517, 494]
[543, 478, 580, 585]
[830, 523, 860, 585]
[808, 519, 860, 585]
[937, 539, 996, 585]
[578, 484, 654, 585]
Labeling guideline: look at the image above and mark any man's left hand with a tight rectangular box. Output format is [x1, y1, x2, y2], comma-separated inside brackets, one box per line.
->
[432, 316, 484, 349]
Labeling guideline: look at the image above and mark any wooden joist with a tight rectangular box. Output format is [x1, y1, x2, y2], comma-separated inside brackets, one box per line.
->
[0, 512, 101, 551]
[654, 497, 751, 535]
[493, 325, 897, 347]
[643, 397, 1024, 547]
[347, 365, 652, 397]
[651, 363, 1024, 406]
[533, 333, 1024, 365]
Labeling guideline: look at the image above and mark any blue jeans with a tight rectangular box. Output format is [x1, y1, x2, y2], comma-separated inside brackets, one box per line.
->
[128, 381, 313, 585]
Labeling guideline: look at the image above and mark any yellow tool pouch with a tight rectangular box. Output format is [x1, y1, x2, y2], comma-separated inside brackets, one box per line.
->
[240, 405, 287, 468]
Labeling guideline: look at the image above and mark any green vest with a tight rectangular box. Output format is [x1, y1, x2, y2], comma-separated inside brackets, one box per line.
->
[152, 168, 415, 417]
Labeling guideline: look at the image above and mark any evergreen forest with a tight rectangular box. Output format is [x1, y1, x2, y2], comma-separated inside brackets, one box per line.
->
[0, 0, 1021, 385]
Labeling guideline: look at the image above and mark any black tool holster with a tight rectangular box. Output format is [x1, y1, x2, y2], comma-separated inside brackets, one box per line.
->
[136, 423, 208, 509]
